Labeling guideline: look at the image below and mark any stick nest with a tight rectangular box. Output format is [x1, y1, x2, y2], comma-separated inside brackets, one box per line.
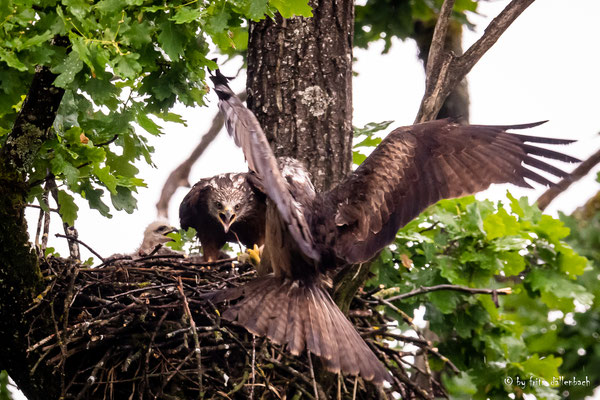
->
[26, 253, 446, 399]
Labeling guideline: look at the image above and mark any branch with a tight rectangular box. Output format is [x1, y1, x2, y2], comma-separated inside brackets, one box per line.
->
[537, 148, 600, 210]
[423, 0, 455, 100]
[415, 0, 536, 123]
[55, 234, 106, 263]
[156, 91, 248, 218]
[374, 297, 460, 374]
[383, 284, 512, 304]
[176, 277, 203, 394]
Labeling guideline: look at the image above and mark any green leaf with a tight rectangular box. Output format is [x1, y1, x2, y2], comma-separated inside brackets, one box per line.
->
[94, 164, 118, 194]
[507, 191, 541, 223]
[520, 354, 562, 382]
[556, 242, 588, 278]
[0, 48, 27, 71]
[269, 0, 312, 18]
[71, 36, 110, 79]
[352, 151, 366, 166]
[21, 29, 54, 49]
[154, 112, 187, 126]
[50, 151, 81, 188]
[483, 207, 520, 240]
[113, 53, 142, 80]
[429, 290, 461, 314]
[498, 251, 526, 276]
[536, 214, 570, 242]
[171, 6, 206, 24]
[110, 186, 137, 213]
[122, 20, 154, 47]
[158, 20, 187, 60]
[57, 190, 79, 225]
[245, 0, 269, 20]
[94, 0, 123, 14]
[80, 181, 112, 218]
[83, 78, 120, 109]
[52, 51, 84, 88]
[207, 3, 231, 33]
[443, 371, 477, 396]
[135, 110, 163, 136]
[490, 236, 529, 252]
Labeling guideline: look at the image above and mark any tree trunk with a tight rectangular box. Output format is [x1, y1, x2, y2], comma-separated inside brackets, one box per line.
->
[246, 0, 354, 192]
[0, 64, 66, 400]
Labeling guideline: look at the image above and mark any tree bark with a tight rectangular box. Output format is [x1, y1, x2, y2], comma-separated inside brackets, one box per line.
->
[414, 19, 470, 123]
[0, 63, 66, 399]
[246, 0, 354, 192]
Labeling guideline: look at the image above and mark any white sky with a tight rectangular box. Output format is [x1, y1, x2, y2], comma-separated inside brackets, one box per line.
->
[15, 1, 600, 398]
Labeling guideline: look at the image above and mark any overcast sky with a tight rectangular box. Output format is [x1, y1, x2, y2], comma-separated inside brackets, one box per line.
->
[25, 0, 600, 263]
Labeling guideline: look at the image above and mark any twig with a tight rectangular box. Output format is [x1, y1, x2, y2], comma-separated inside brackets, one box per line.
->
[95, 134, 119, 147]
[383, 284, 512, 303]
[28, 203, 60, 213]
[537, 147, 600, 210]
[75, 350, 112, 400]
[267, 357, 325, 399]
[177, 276, 203, 396]
[50, 300, 68, 397]
[156, 91, 248, 218]
[307, 353, 319, 400]
[48, 175, 80, 259]
[415, 0, 536, 122]
[375, 297, 460, 374]
[55, 233, 106, 262]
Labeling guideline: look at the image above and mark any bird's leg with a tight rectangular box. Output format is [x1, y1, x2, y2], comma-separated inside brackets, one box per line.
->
[237, 244, 263, 268]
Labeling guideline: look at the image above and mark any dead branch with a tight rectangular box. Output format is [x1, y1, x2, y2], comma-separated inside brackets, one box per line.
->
[537, 147, 600, 210]
[415, 0, 536, 123]
[156, 91, 248, 219]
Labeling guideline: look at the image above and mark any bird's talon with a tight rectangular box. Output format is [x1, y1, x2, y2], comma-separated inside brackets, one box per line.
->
[238, 244, 261, 267]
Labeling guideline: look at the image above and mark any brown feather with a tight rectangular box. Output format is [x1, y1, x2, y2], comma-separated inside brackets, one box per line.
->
[326, 119, 579, 263]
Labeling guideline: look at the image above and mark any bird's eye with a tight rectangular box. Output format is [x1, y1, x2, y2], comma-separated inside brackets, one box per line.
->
[216, 202, 223, 210]
[157, 225, 168, 232]
[234, 204, 241, 211]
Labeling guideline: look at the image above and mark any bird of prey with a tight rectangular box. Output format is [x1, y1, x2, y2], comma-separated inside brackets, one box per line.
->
[209, 71, 579, 384]
[179, 173, 266, 262]
[136, 220, 178, 257]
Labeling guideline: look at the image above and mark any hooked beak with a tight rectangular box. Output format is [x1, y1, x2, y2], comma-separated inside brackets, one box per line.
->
[160, 227, 178, 243]
[218, 207, 237, 233]
[164, 226, 177, 236]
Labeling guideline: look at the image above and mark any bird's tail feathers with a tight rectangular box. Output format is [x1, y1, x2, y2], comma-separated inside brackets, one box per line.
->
[215, 275, 390, 384]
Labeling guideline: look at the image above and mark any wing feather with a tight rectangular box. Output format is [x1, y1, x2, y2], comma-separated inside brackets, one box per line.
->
[210, 71, 319, 261]
[326, 118, 579, 263]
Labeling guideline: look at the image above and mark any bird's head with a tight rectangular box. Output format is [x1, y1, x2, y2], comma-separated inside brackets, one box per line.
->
[139, 221, 177, 254]
[209, 182, 250, 233]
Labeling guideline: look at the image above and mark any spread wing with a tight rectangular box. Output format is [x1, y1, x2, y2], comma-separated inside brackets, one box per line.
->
[327, 118, 579, 264]
[210, 71, 319, 260]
